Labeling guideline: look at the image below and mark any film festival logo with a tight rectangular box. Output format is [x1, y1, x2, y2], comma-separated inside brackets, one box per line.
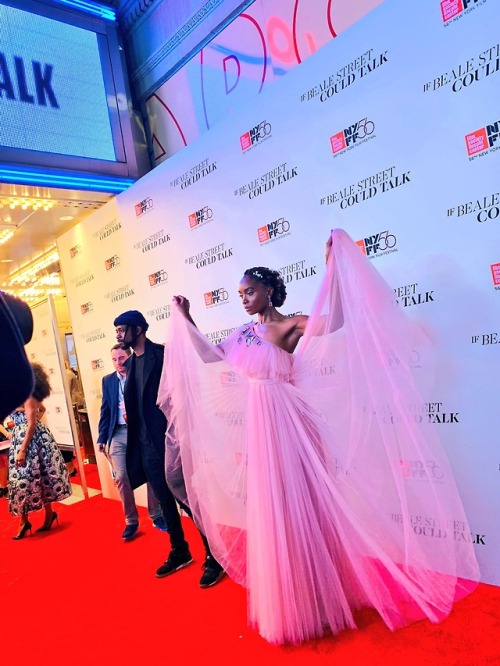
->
[330, 117, 376, 155]
[356, 230, 398, 259]
[105, 254, 120, 271]
[257, 217, 291, 245]
[465, 119, 500, 160]
[148, 269, 168, 288]
[204, 287, 229, 308]
[320, 166, 410, 208]
[394, 282, 434, 307]
[91, 358, 105, 371]
[446, 191, 499, 223]
[80, 301, 94, 315]
[440, 0, 483, 24]
[300, 48, 388, 104]
[69, 244, 82, 258]
[135, 197, 154, 217]
[490, 262, 500, 291]
[240, 120, 272, 152]
[189, 205, 213, 229]
[399, 459, 444, 483]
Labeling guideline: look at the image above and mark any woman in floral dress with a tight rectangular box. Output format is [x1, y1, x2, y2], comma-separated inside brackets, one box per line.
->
[9, 362, 72, 539]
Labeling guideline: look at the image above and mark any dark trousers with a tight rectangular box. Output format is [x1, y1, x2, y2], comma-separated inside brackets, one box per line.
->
[140, 437, 211, 556]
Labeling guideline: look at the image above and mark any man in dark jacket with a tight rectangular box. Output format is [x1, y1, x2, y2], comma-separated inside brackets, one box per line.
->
[113, 309, 224, 587]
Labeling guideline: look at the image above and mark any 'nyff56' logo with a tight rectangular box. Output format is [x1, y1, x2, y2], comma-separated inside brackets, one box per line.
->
[135, 197, 153, 216]
[189, 206, 213, 228]
[441, 0, 478, 22]
[91, 359, 104, 370]
[240, 121, 271, 151]
[330, 117, 375, 153]
[148, 270, 168, 287]
[258, 218, 290, 243]
[357, 230, 397, 256]
[491, 263, 500, 286]
[69, 244, 82, 258]
[204, 288, 229, 307]
[465, 120, 500, 155]
[80, 302, 93, 315]
[105, 255, 120, 271]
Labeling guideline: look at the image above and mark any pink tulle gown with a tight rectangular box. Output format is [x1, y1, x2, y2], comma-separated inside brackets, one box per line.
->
[158, 229, 479, 645]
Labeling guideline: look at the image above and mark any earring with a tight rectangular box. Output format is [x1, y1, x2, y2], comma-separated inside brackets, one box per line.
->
[268, 298, 273, 307]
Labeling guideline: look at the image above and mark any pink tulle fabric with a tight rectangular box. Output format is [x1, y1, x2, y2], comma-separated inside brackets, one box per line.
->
[158, 229, 479, 645]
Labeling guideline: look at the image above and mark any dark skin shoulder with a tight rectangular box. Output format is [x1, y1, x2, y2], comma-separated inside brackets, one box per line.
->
[253, 314, 309, 354]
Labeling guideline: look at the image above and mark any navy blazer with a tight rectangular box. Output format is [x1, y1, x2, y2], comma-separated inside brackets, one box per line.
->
[97, 371, 123, 446]
[123, 338, 168, 490]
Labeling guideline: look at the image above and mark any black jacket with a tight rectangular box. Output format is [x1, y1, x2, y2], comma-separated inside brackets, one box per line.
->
[123, 338, 167, 489]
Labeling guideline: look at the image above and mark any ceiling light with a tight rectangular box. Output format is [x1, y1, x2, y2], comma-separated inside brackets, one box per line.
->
[58, 215, 74, 221]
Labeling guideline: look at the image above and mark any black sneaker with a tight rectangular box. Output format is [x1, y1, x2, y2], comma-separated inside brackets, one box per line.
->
[122, 524, 139, 541]
[199, 555, 225, 588]
[156, 548, 193, 578]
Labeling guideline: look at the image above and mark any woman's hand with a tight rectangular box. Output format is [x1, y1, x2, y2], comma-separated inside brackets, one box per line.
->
[16, 450, 27, 467]
[325, 233, 333, 264]
[172, 295, 190, 317]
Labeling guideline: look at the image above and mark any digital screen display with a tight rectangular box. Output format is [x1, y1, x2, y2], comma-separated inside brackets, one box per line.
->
[0, 3, 117, 161]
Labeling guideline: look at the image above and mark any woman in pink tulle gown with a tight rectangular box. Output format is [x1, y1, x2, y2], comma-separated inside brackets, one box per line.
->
[158, 229, 479, 645]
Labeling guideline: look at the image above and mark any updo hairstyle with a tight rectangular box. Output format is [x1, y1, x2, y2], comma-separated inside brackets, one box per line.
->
[243, 267, 287, 307]
[31, 362, 52, 402]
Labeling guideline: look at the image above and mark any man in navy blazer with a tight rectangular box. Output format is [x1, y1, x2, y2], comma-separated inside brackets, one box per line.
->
[97, 344, 166, 540]
[113, 309, 224, 587]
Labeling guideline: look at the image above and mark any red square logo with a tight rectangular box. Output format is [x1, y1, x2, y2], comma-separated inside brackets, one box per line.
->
[240, 132, 251, 151]
[148, 273, 156, 286]
[204, 292, 214, 306]
[465, 128, 488, 156]
[135, 203, 143, 216]
[356, 239, 367, 255]
[257, 225, 270, 243]
[188, 213, 197, 228]
[491, 263, 500, 286]
[440, 0, 463, 22]
[330, 131, 346, 154]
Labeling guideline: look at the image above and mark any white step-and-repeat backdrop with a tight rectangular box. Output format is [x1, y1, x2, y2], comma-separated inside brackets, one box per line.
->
[58, 0, 499, 583]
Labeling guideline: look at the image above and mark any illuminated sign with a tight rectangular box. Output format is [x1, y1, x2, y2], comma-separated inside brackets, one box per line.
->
[0, 3, 116, 161]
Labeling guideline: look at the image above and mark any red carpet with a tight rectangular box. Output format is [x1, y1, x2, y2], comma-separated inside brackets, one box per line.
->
[1, 493, 499, 665]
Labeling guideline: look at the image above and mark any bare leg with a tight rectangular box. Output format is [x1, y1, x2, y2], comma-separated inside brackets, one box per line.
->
[42, 502, 54, 527]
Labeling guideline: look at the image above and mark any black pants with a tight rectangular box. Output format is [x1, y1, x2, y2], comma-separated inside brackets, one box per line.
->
[140, 437, 211, 556]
